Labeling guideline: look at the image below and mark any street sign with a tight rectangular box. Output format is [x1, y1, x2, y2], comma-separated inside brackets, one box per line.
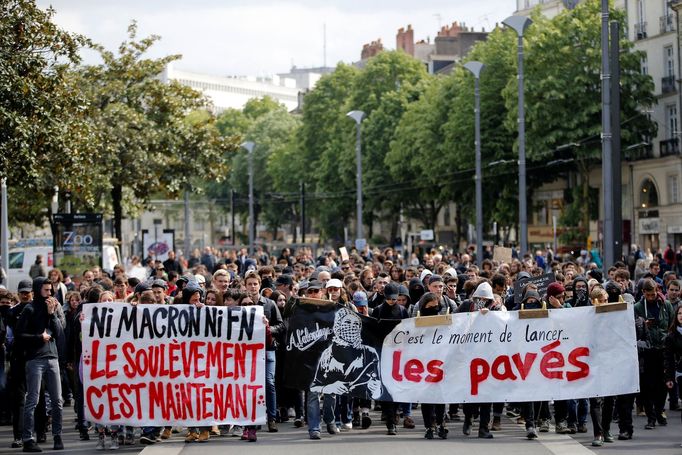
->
[420, 229, 434, 241]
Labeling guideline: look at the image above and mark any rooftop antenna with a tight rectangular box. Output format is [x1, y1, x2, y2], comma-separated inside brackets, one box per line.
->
[323, 23, 327, 68]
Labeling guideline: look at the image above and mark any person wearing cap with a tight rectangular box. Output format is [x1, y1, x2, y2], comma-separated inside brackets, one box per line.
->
[151, 280, 170, 305]
[371, 282, 408, 435]
[6, 280, 35, 447]
[546, 282, 571, 309]
[352, 291, 369, 316]
[455, 281, 497, 440]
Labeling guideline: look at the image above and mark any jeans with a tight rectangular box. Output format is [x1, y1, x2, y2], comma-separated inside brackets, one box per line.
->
[568, 398, 588, 426]
[307, 391, 321, 433]
[334, 395, 352, 425]
[23, 358, 62, 442]
[265, 350, 277, 420]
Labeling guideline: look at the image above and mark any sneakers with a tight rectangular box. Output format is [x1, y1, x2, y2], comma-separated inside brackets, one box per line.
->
[247, 428, 257, 442]
[231, 425, 243, 437]
[555, 421, 569, 434]
[341, 422, 353, 430]
[53, 436, 63, 451]
[268, 419, 278, 433]
[567, 423, 577, 434]
[437, 425, 449, 439]
[539, 419, 550, 432]
[526, 427, 538, 440]
[309, 431, 321, 440]
[361, 412, 372, 429]
[491, 416, 501, 431]
[109, 434, 119, 450]
[161, 428, 172, 440]
[604, 432, 614, 443]
[592, 436, 604, 447]
[294, 418, 303, 428]
[645, 420, 656, 430]
[387, 426, 397, 435]
[424, 427, 434, 439]
[403, 416, 415, 429]
[185, 431, 199, 443]
[657, 414, 668, 426]
[618, 432, 632, 440]
[462, 419, 472, 436]
[577, 423, 588, 433]
[12, 440, 23, 448]
[22, 440, 42, 453]
[96, 434, 106, 451]
[506, 409, 520, 418]
[123, 434, 134, 445]
[352, 411, 361, 427]
[478, 428, 493, 439]
[197, 430, 210, 442]
[139, 434, 156, 445]
[327, 423, 340, 435]
[79, 430, 90, 441]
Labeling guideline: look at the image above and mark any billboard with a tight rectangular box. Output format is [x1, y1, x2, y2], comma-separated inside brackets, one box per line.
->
[52, 213, 103, 272]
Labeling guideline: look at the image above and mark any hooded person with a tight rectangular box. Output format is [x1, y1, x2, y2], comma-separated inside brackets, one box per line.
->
[505, 271, 532, 309]
[408, 277, 425, 307]
[181, 282, 204, 307]
[16, 276, 65, 451]
[569, 276, 591, 307]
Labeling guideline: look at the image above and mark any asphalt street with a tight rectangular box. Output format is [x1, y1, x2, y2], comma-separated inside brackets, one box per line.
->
[1, 405, 680, 455]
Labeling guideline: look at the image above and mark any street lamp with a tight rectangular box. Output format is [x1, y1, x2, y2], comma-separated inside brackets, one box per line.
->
[1, 179, 8, 285]
[503, 15, 532, 257]
[242, 141, 255, 256]
[464, 61, 485, 267]
[346, 110, 365, 249]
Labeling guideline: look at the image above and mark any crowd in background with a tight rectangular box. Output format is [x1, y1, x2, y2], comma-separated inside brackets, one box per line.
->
[1, 242, 682, 451]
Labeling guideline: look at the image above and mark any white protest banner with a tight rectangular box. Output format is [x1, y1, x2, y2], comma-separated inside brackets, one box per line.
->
[81, 303, 266, 426]
[381, 306, 638, 403]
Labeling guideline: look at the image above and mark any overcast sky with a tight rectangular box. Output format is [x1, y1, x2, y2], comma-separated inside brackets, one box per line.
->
[37, 0, 515, 77]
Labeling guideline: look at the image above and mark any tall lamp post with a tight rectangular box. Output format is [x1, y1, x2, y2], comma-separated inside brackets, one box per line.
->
[503, 15, 532, 257]
[242, 141, 255, 256]
[346, 110, 365, 249]
[600, 0, 615, 268]
[464, 61, 485, 267]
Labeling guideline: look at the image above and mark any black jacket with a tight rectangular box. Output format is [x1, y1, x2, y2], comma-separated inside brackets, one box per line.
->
[664, 329, 682, 382]
[15, 277, 64, 361]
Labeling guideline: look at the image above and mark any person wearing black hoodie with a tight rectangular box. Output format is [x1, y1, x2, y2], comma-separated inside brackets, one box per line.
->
[16, 277, 65, 452]
[568, 276, 591, 307]
[371, 283, 408, 435]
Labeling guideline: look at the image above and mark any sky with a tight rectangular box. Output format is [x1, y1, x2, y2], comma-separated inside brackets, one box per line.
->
[36, 0, 515, 77]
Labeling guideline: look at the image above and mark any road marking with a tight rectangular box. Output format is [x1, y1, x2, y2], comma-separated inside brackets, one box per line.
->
[141, 441, 185, 455]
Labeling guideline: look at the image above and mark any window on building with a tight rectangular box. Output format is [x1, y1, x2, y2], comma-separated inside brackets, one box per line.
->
[665, 45, 675, 77]
[641, 54, 648, 75]
[640, 178, 659, 208]
[668, 174, 679, 204]
[666, 103, 678, 139]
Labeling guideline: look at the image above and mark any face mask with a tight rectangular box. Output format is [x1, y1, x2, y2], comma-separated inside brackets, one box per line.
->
[576, 289, 587, 300]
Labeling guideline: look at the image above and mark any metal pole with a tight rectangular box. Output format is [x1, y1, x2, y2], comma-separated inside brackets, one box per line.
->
[464, 61, 485, 267]
[184, 189, 190, 260]
[1, 179, 9, 285]
[503, 16, 532, 258]
[601, 0, 614, 269]
[300, 181, 306, 244]
[242, 141, 255, 256]
[346, 111, 365, 244]
[611, 20, 623, 264]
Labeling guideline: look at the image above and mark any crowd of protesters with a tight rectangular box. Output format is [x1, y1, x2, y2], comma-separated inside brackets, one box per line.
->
[1, 242, 682, 451]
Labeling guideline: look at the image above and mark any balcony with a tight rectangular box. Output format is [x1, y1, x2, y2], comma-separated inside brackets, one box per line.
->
[624, 142, 654, 161]
[661, 15, 676, 34]
[662, 75, 677, 94]
[635, 21, 648, 40]
[660, 138, 680, 157]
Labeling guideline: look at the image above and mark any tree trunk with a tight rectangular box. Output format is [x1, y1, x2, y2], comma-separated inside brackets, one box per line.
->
[112, 183, 123, 244]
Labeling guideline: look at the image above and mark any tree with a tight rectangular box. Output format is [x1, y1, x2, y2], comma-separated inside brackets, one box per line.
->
[0, 0, 96, 224]
[81, 22, 236, 242]
[509, 0, 656, 243]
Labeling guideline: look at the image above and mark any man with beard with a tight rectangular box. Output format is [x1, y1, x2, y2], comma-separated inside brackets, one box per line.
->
[16, 277, 64, 452]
